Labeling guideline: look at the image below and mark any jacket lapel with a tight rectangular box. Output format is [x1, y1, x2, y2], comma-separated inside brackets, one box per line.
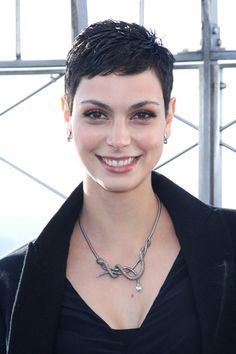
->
[8, 184, 83, 354]
[153, 173, 236, 354]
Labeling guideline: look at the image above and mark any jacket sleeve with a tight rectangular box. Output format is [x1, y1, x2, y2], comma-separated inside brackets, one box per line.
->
[0, 246, 27, 354]
[0, 310, 6, 354]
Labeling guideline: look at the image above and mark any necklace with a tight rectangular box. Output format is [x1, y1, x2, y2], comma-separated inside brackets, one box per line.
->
[78, 196, 162, 292]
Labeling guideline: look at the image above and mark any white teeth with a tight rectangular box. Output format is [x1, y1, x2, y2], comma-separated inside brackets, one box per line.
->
[102, 157, 135, 167]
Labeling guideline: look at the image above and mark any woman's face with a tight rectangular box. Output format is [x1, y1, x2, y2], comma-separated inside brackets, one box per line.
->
[65, 69, 175, 193]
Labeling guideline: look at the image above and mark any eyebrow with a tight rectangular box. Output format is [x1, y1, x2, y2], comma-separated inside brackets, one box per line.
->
[129, 101, 160, 110]
[80, 100, 111, 111]
[80, 99, 160, 111]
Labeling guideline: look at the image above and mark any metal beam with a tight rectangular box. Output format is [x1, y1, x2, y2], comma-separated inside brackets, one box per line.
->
[0, 156, 67, 199]
[211, 50, 236, 60]
[0, 69, 65, 75]
[0, 74, 63, 117]
[15, 0, 21, 60]
[156, 143, 199, 170]
[139, 0, 144, 26]
[199, 0, 222, 206]
[0, 60, 65, 75]
[71, 0, 88, 40]
[0, 60, 65, 68]
[221, 142, 236, 153]
[174, 51, 203, 62]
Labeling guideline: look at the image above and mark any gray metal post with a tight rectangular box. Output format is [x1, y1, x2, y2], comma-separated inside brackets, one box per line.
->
[15, 0, 21, 59]
[139, 0, 145, 26]
[199, 0, 222, 206]
[71, 0, 88, 40]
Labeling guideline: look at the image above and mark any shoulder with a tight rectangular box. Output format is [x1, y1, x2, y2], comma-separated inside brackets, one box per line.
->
[201, 205, 236, 235]
[219, 207, 236, 223]
[0, 243, 28, 280]
[0, 244, 30, 354]
[216, 207, 236, 245]
[0, 243, 29, 315]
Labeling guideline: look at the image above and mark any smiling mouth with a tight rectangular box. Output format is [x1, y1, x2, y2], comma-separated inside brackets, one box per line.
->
[98, 156, 140, 167]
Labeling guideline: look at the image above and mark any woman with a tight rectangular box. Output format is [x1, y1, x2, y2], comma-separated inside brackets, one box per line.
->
[0, 20, 236, 354]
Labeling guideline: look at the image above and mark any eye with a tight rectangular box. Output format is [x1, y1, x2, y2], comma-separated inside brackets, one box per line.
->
[83, 110, 108, 120]
[132, 111, 156, 121]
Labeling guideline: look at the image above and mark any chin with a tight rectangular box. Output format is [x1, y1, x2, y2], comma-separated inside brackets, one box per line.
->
[101, 185, 135, 194]
[94, 175, 150, 194]
[94, 180, 130, 193]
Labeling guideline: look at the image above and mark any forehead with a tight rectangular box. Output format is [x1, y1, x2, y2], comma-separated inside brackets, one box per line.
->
[74, 69, 164, 103]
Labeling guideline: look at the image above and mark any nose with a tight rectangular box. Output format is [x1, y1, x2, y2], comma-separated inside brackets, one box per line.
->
[106, 119, 131, 149]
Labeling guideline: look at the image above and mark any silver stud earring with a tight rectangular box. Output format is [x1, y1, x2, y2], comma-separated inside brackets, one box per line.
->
[164, 134, 168, 144]
[67, 131, 72, 142]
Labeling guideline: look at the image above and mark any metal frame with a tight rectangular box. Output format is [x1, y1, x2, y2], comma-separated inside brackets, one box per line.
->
[1, 0, 236, 206]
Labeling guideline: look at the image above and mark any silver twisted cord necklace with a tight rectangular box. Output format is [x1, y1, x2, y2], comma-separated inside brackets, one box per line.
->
[78, 196, 162, 292]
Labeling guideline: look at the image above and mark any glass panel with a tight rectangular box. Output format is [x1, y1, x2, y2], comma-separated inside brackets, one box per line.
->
[87, 0, 140, 24]
[172, 69, 199, 126]
[20, 0, 71, 59]
[222, 148, 236, 208]
[158, 68, 199, 197]
[222, 124, 236, 153]
[0, 160, 65, 257]
[0, 75, 50, 113]
[0, 75, 82, 195]
[218, 0, 236, 50]
[159, 146, 199, 198]
[87, 0, 201, 54]
[0, 76, 83, 256]
[221, 68, 236, 125]
[220, 67, 236, 208]
[0, 0, 16, 59]
[144, 0, 201, 53]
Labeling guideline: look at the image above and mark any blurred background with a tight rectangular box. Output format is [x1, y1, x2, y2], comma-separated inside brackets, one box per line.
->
[0, 0, 236, 257]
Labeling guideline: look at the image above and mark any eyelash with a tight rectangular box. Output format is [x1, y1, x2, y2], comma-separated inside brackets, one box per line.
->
[83, 110, 107, 120]
[132, 111, 156, 120]
[83, 110, 156, 121]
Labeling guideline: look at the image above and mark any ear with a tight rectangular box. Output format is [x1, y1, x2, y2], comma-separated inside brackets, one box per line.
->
[165, 97, 176, 138]
[61, 96, 72, 139]
[61, 96, 71, 123]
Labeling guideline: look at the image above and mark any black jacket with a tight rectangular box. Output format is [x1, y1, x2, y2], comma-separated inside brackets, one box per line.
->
[1, 172, 236, 354]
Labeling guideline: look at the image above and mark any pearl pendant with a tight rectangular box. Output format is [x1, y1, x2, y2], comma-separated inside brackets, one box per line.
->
[135, 281, 142, 292]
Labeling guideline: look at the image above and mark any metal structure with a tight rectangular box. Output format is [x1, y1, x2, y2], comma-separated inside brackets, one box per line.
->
[1, 0, 236, 207]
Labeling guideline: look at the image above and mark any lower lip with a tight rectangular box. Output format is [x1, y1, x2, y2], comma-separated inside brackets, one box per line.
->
[98, 157, 140, 173]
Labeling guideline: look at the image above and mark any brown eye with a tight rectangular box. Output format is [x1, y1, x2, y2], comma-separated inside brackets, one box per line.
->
[84, 110, 108, 120]
[132, 111, 156, 120]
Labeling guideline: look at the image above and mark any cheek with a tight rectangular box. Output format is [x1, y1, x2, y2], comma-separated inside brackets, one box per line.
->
[74, 125, 103, 151]
[137, 130, 163, 150]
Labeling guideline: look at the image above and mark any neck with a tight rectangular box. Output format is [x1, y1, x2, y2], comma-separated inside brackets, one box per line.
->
[80, 174, 159, 250]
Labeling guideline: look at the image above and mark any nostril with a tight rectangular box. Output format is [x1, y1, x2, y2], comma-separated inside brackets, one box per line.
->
[106, 125, 131, 148]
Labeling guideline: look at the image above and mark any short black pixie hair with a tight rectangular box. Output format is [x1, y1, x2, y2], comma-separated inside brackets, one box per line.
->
[65, 19, 175, 115]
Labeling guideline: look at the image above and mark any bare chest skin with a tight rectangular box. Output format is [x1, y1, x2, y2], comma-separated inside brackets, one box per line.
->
[66, 205, 180, 330]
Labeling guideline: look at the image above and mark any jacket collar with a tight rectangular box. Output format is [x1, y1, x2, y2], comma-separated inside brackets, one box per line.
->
[8, 173, 235, 354]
